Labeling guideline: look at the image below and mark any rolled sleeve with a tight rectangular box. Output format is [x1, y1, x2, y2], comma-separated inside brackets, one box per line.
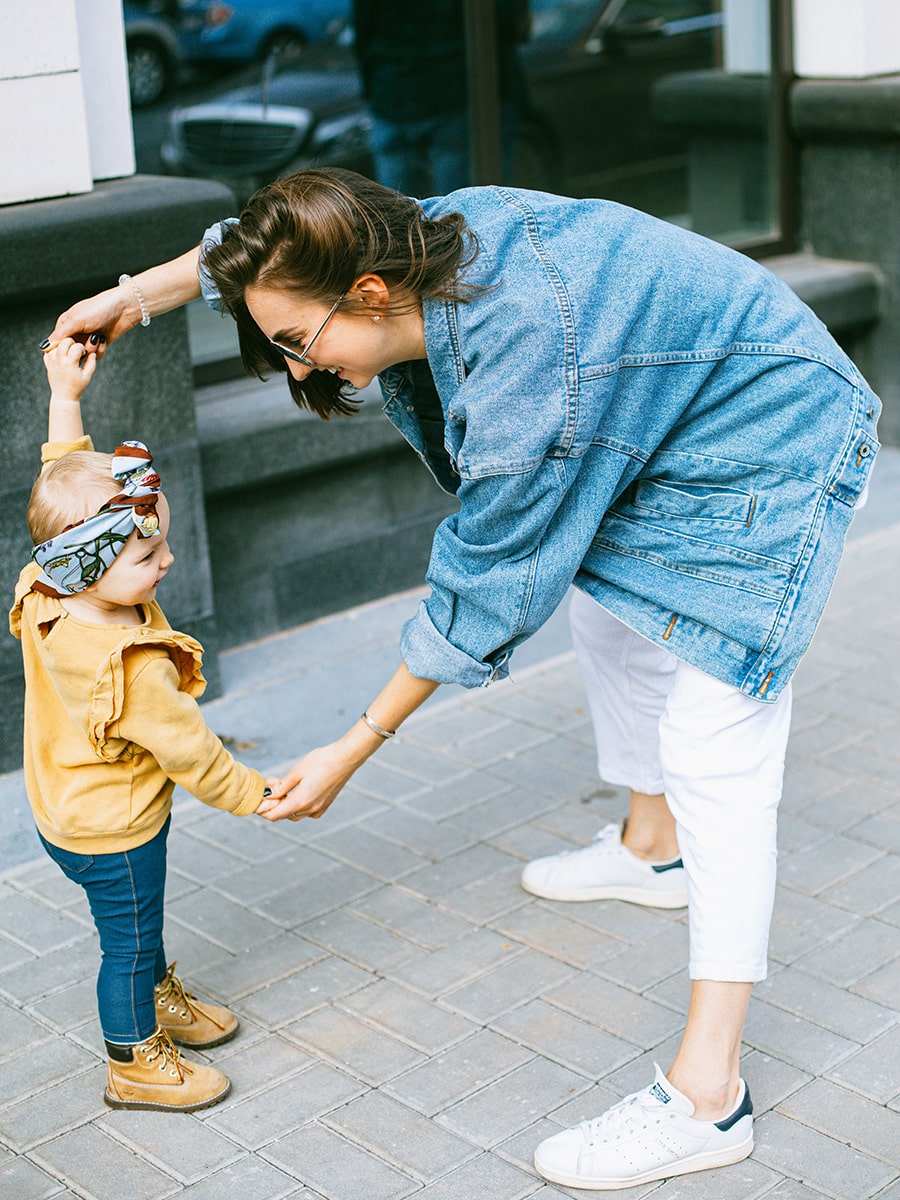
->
[400, 455, 588, 689]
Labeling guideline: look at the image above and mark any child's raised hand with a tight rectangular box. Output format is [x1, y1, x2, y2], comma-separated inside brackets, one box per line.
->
[43, 337, 98, 402]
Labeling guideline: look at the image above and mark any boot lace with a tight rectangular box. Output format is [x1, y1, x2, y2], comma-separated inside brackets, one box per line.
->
[155, 961, 227, 1031]
[137, 1028, 190, 1082]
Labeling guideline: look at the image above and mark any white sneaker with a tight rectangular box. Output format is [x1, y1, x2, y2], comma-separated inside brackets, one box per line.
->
[520, 822, 687, 907]
[534, 1065, 753, 1190]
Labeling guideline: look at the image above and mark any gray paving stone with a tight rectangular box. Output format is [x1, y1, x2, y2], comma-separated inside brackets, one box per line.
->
[742, 997, 861, 1075]
[793, 917, 900, 987]
[383, 1029, 532, 1116]
[297, 909, 418, 972]
[491, 904, 625, 970]
[849, 811, 900, 854]
[430, 864, 531, 924]
[324, 1089, 479, 1183]
[398, 772, 513, 820]
[365, 808, 474, 861]
[754, 1182, 831, 1199]
[166, 890, 284, 954]
[206, 1062, 365, 1150]
[491, 999, 637, 1078]
[281, 1006, 426, 1085]
[165, 832, 246, 883]
[263, 1121, 418, 1200]
[437, 1056, 591, 1149]
[100, 1107, 245, 1185]
[851, 954, 900, 1008]
[0, 893, 89, 955]
[441, 950, 576, 1024]
[596, 925, 691, 992]
[443, 788, 560, 841]
[827, 1026, 900, 1104]
[754, 965, 897, 1043]
[544, 973, 684, 1050]
[211, 845, 339, 905]
[0, 1066, 106, 1153]
[0, 933, 37, 976]
[26, 977, 99, 1034]
[387, 929, 522, 997]
[170, 1156, 304, 1200]
[409, 1151, 542, 1200]
[341, 979, 476, 1054]
[185, 808, 294, 862]
[0, 1155, 65, 1200]
[401, 843, 525, 901]
[312, 825, 430, 882]
[767, 888, 858, 964]
[753, 1109, 896, 1198]
[0, 1002, 56, 1059]
[539, 895, 675, 946]
[349, 887, 476, 950]
[196, 935, 324, 1001]
[30, 1122, 178, 1200]
[777, 835, 885, 895]
[236, 957, 373, 1027]
[253, 864, 380, 926]
[738, 1049, 812, 1115]
[0, 1037, 96, 1111]
[211, 1034, 314, 1098]
[822, 854, 900, 917]
[778, 1077, 900, 1166]
[649, 1156, 783, 1198]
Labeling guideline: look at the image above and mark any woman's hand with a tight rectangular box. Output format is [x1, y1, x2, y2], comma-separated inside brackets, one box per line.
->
[257, 740, 362, 822]
[46, 283, 136, 356]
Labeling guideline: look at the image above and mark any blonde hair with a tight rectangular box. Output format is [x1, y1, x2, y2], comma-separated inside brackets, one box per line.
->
[27, 451, 119, 547]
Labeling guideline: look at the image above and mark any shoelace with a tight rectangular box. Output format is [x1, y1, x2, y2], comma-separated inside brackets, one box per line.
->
[581, 1087, 667, 1146]
[137, 1028, 189, 1082]
[155, 962, 227, 1032]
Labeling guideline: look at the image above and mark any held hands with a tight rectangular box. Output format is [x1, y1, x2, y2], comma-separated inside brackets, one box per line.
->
[44, 279, 140, 356]
[43, 338, 98, 402]
[256, 741, 362, 822]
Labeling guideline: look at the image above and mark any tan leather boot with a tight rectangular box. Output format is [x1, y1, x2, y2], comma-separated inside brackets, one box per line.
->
[154, 962, 239, 1048]
[104, 1028, 231, 1112]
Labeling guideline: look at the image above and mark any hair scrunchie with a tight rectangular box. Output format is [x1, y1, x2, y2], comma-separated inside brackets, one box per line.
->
[32, 441, 162, 596]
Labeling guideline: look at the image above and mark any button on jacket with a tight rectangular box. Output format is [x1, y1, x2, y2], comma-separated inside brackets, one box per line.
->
[381, 188, 880, 701]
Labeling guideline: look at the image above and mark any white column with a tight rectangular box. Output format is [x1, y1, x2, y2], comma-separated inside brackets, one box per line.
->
[793, 0, 900, 77]
[0, 0, 134, 207]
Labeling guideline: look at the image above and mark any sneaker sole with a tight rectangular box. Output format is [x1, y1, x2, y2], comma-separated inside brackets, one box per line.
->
[534, 1133, 753, 1189]
[521, 879, 688, 908]
[103, 1079, 231, 1113]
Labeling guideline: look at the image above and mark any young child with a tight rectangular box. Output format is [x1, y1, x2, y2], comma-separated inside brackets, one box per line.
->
[10, 339, 278, 1113]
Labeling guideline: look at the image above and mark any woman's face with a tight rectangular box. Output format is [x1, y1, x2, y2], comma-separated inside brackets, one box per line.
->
[245, 278, 426, 390]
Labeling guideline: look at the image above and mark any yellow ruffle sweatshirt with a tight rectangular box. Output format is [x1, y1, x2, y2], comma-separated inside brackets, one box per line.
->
[9, 438, 265, 854]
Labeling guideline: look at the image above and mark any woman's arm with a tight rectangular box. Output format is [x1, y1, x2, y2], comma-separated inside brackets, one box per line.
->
[258, 662, 440, 822]
[46, 247, 203, 352]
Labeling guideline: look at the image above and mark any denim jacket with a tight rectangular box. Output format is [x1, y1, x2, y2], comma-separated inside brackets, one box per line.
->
[202, 189, 880, 702]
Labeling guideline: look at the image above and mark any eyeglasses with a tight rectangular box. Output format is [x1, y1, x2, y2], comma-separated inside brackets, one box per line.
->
[267, 293, 345, 368]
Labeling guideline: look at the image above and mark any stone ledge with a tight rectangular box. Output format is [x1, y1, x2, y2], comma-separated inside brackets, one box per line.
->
[766, 253, 884, 334]
[0, 174, 236, 303]
[791, 75, 900, 139]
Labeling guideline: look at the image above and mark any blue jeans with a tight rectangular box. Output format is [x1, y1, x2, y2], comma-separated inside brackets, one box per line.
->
[38, 819, 170, 1044]
[368, 104, 518, 196]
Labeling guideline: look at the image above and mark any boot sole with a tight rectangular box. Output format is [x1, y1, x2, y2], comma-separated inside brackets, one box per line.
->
[163, 1019, 240, 1049]
[104, 1078, 231, 1113]
[534, 1133, 753, 1189]
[521, 880, 688, 908]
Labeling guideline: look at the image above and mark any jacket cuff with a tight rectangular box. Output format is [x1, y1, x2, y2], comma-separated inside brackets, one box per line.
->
[400, 600, 510, 689]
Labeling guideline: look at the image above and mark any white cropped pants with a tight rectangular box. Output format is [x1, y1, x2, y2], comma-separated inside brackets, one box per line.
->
[570, 590, 793, 982]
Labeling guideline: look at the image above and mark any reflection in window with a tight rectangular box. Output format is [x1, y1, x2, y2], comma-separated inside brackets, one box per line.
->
[511, 0, 777, 245]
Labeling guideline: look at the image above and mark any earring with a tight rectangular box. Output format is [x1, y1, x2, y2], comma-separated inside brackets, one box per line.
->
[373, 315, 381, 322]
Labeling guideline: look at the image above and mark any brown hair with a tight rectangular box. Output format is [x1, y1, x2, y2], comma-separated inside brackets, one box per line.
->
[27, 451, 117, 547]
[202, 168, 480, 419]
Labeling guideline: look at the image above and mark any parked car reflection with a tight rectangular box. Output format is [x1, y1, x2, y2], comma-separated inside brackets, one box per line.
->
[125, 1, 182, 108]
[161, 0, 723, 211]
[177, 0, 351, 65]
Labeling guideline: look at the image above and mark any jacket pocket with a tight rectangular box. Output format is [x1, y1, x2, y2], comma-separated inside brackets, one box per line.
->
[631, 478, 754, 525]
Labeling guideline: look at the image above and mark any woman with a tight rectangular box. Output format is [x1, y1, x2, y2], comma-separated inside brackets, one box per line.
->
[49, 168, 879, 1190]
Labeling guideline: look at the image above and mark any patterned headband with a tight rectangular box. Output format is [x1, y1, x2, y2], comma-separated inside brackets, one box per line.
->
[32, 441, 161, 596]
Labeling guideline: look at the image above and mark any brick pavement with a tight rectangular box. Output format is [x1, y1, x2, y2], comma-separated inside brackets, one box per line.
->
[1, 471, 898, 1198]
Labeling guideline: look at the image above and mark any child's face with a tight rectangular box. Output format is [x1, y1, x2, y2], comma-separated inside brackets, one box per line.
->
[79, 494, 174, 613]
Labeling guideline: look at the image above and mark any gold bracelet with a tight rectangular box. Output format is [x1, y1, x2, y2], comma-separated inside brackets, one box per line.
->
[361, 710, 395, 739]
